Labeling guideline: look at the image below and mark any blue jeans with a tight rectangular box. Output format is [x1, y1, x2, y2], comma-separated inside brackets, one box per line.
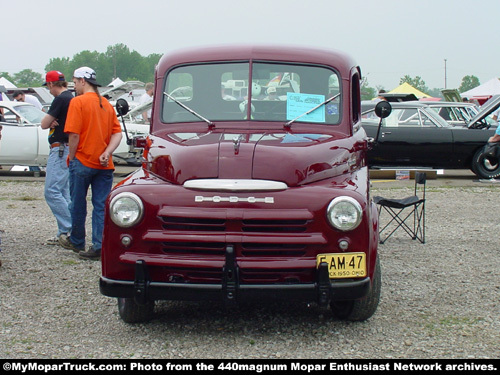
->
[69, 158, 113, 251]
[45, 146, 71, 237]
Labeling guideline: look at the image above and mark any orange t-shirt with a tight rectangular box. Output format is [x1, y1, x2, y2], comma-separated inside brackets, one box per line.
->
[65, 92, 122, 170]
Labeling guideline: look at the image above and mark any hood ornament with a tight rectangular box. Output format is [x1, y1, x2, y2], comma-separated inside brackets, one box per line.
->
[233, 134, 244, 154]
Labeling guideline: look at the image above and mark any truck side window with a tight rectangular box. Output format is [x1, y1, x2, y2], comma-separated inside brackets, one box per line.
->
[351, 73, 360, 124]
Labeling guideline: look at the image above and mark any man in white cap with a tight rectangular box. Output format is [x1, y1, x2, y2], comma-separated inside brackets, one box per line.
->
[59, 67, 122, 260]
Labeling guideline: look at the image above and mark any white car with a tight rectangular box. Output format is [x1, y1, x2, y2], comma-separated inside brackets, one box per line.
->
[0, 101, 145, 168]
[0, 101, 50, 167]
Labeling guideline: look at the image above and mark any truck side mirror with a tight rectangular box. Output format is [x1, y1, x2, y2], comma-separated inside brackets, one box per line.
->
[375, 101, 392, 119]
[372, 101, 392, 146]
[116, 98, 131, 145]
[116, 98, 130, 117]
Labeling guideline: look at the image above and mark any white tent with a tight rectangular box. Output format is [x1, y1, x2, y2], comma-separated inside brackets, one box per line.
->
[461, 78, 500, 98]
[0, 76, 16, 88]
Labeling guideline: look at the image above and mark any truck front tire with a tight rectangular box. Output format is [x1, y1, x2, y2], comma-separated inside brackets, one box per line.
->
[117, 297, 155, 323]
[330, 257, 381, 321]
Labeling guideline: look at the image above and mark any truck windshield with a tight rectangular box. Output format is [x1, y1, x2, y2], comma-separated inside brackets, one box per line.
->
[161, 62, 341, 125]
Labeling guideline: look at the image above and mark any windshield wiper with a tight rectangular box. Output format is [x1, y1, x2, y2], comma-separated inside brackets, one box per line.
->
[163, 91, 214, 127]
[284, 93, 340, 128]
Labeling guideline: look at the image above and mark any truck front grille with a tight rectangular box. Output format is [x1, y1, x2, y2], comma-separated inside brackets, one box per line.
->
[156, 209, 322, 265]
[242, 219, 308, 233]
[162, 217, 226, 232]
[162, 241, 226, 255]
[241, 242, 306, 257]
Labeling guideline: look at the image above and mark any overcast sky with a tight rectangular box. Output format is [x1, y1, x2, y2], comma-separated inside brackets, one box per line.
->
[2, 0, 498, 90]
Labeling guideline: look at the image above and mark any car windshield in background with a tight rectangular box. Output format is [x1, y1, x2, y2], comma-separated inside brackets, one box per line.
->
[430, 105, 476, 123]
[162, 62, 341, 124]
[14, 105, 45, 124]
[426, 104, 496, 127]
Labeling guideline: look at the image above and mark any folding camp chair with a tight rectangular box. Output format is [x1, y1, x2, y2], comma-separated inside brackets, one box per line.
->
[373, 172, 426, 244]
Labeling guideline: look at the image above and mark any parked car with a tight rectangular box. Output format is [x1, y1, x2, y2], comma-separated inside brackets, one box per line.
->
[0, 100, 145, 168]
[420, 101, 496, 128]
[100, 45, 383, 323]
[0, 101, 50, 167]
[361, 96, 500, 178]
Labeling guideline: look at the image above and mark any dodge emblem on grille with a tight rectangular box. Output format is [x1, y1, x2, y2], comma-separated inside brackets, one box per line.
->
[195, 196, 274, 204]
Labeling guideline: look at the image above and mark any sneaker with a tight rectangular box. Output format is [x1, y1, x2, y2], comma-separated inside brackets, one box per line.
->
[79, 247, 101, 261]
[58, 234, 83, 253]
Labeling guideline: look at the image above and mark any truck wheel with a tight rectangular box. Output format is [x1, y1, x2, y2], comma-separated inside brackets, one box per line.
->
[117, 298, 155, 323]
[472, 147, 500, 179]
[330, 257, 381, 321]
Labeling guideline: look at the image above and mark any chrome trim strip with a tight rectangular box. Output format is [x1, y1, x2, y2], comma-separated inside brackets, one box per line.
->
[195, 196, 274, 204]
[184, 179, 288, 191]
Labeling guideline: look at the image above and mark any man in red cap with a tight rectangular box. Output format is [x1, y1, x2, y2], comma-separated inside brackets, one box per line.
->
[41, 70, 73, 246]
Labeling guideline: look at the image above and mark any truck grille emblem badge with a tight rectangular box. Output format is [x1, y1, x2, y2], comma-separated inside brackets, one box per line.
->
[195, 196, 274, 204]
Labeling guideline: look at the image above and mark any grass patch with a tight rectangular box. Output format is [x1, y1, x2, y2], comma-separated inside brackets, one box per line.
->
[14, 196, 39, 201]
[420, 314, 483, 335]
[62, 259, 79, 266]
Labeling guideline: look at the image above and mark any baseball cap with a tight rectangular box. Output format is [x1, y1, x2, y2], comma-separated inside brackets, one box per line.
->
[73, 66, 101, 87]
[43, 70, 65, 86]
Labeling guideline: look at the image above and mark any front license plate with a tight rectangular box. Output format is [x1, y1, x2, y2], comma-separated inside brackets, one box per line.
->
[316, 252, 366, 279]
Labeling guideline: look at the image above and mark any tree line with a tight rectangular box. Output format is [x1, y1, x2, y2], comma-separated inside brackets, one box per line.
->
[1, 44, 161, 88]
[1, 43, 482, 99]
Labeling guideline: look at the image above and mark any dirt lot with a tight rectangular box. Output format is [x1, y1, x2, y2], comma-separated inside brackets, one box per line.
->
[0, 170, 499, 359]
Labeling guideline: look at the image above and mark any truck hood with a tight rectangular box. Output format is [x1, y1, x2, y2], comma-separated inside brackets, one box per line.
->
[148, 129, 366, 187]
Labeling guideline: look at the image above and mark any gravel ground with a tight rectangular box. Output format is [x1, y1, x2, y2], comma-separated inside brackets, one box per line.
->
[0, 177, 499, 359]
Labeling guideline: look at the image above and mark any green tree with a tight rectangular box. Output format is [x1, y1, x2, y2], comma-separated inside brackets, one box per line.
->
[143, 53, 162, 82]
[0, 72, 15, 83]
[12, 69, 44, 87]
[458, 75, 480, 93]
[399, 75, 429, 93]
[71, 50, 102, 76]
[34, 44, 161, 87]
[105, 44, 144, 82]
[44, 57, 72, 80]
[360, 78, 377, 101]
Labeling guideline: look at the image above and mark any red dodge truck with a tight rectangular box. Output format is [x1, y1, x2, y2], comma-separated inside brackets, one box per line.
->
[100, 45, 382, 323]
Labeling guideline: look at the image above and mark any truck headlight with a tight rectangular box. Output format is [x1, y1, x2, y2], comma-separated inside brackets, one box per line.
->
[326, 196, 362, 231]
[110, 192, 144, 228]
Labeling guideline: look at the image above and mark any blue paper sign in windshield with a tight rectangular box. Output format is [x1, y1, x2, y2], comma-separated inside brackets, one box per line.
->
[286, 93, 325, 123]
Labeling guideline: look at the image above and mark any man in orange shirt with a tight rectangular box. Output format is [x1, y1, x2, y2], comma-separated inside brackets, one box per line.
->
[59, 67, 122, 260]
